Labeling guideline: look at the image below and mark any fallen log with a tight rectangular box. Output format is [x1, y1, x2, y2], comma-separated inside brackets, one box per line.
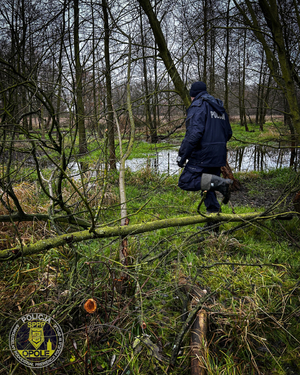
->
[190, 307, 208, 375]
[178, 272, 209, 374]
[170, 277, 213, 368]
[0, 210, 294, 261]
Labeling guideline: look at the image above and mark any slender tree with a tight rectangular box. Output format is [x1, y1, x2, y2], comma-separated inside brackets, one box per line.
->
[233, 0, 300, 143]
[137, 0, 191, 109]
[224, 0, 231, 113]
[74, 0, 87, 155]
[139, 6, 157, 143]
[102, 0, 116, 169]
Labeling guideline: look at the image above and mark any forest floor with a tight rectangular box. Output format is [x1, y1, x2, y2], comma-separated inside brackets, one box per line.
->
[229, 171, 298, 211]
[1, 161, 300, 374]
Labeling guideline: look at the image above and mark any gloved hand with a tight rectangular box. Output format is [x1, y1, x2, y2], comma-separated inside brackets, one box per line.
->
[177, 156, 185, 168]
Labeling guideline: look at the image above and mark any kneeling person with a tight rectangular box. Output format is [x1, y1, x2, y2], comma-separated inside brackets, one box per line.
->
[177, 81, 233, 213]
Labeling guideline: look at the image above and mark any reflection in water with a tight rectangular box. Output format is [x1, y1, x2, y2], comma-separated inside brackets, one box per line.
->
[228, 145, 299, 172]
[68, 146, 299, 178]
[123, 150, 178, 174]
[125, 146, 299, 174]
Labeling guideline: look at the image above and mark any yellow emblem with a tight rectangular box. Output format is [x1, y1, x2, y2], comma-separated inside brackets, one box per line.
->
[10, 313, 64, 368]
[29, 327, 44, 350]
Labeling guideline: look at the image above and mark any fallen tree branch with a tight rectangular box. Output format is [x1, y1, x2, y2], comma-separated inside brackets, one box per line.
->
[190, 308, 207, 375]
[0, 211, 295, 261]
[170, 291, 214, 367]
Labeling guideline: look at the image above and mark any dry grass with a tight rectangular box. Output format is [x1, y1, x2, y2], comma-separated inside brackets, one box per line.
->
[62, 176, 118, 212]
[0, 182, 50, 250]
[229, 115, 284, 123]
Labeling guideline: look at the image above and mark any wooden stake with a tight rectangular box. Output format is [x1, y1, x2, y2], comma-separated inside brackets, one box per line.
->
[190, 304, 207, 375]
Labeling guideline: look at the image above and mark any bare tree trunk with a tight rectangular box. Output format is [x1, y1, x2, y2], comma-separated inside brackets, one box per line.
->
[74, 0, 87, 155]
[256, 51, 264, 128]
[203, 0, 207, 84]
[284, 108, 297, 168]
[140, 7, 157, 143]
[256, 52, 271, 131]
[56, 0, 67, 130]
[91, 1, 98, 134]
[260, 73, 272, 130]
[234, 0, 300, 143]
[224, 0, 230, 113]
[238, 29, 248, 131]
[102, 0, 116, 169]
[21, 0, 30, 132]
[138, 0, 191, 109]
[115, 37, 135, 269]
[209, 20, 215, 95]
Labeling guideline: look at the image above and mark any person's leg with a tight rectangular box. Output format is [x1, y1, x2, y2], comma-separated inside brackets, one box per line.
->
[179, 166, 232, 233]
[204, 191, 220, 213]
[202, 168, 221, 213]
[198, 190, 221, 233]
[201, 169, 233, 204]
[178, 167, 202, 191]
[202, 168, 222, 233]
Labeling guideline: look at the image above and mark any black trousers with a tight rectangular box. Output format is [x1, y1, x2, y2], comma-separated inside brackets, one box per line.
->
[178, 166, 221, 213]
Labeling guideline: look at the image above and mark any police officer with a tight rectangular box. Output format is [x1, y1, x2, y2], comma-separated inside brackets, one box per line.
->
[177, 81, 233, 214]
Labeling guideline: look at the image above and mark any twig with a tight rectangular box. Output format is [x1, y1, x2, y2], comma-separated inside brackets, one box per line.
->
[197, 191, 208, 216]
[198, 261, 286, 270]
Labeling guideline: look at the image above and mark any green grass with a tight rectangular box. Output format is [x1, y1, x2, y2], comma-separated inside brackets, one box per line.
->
[5, 122, 296, 374]
[228, 121, 292, 148]
[91, 167, 300, 374]
[1, 146, 300, 374]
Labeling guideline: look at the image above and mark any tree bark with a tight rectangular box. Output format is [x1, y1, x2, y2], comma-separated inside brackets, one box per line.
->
[190, 308, 207, 375]
[238, 29, 248, 131]
[74, 0, 87, 155]
[102, 0, 116, 169]
[0, 211, 291, 261]
[234, 0, 300, 143]
[203, 0, 208, 84]
[224, 0, 231, 113]
[178, 272, 208, 375]
[140, 7, 157, 143]
[138, 0, 191, 109]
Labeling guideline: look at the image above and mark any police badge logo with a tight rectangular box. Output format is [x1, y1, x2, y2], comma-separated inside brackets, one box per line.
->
[9, 313, 64, 368]
[29, 325, 45, 350]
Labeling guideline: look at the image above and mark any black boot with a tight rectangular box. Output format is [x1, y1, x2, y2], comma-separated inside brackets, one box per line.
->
[201, 174, 233, 204]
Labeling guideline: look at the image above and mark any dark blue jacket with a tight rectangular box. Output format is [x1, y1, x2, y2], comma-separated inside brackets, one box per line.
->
[178, 91, 232, 170]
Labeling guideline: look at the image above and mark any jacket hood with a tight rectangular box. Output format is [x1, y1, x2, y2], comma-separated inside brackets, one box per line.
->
[192, 91, 225, 115]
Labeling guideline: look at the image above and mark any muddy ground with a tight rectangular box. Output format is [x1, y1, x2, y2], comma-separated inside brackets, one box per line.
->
[228, 177, 298, 212]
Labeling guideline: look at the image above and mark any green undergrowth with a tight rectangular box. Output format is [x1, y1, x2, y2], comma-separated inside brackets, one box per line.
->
[0, 168, 300, 374]
[228, 121, 291, 148]
[80, 138, 177, 164]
